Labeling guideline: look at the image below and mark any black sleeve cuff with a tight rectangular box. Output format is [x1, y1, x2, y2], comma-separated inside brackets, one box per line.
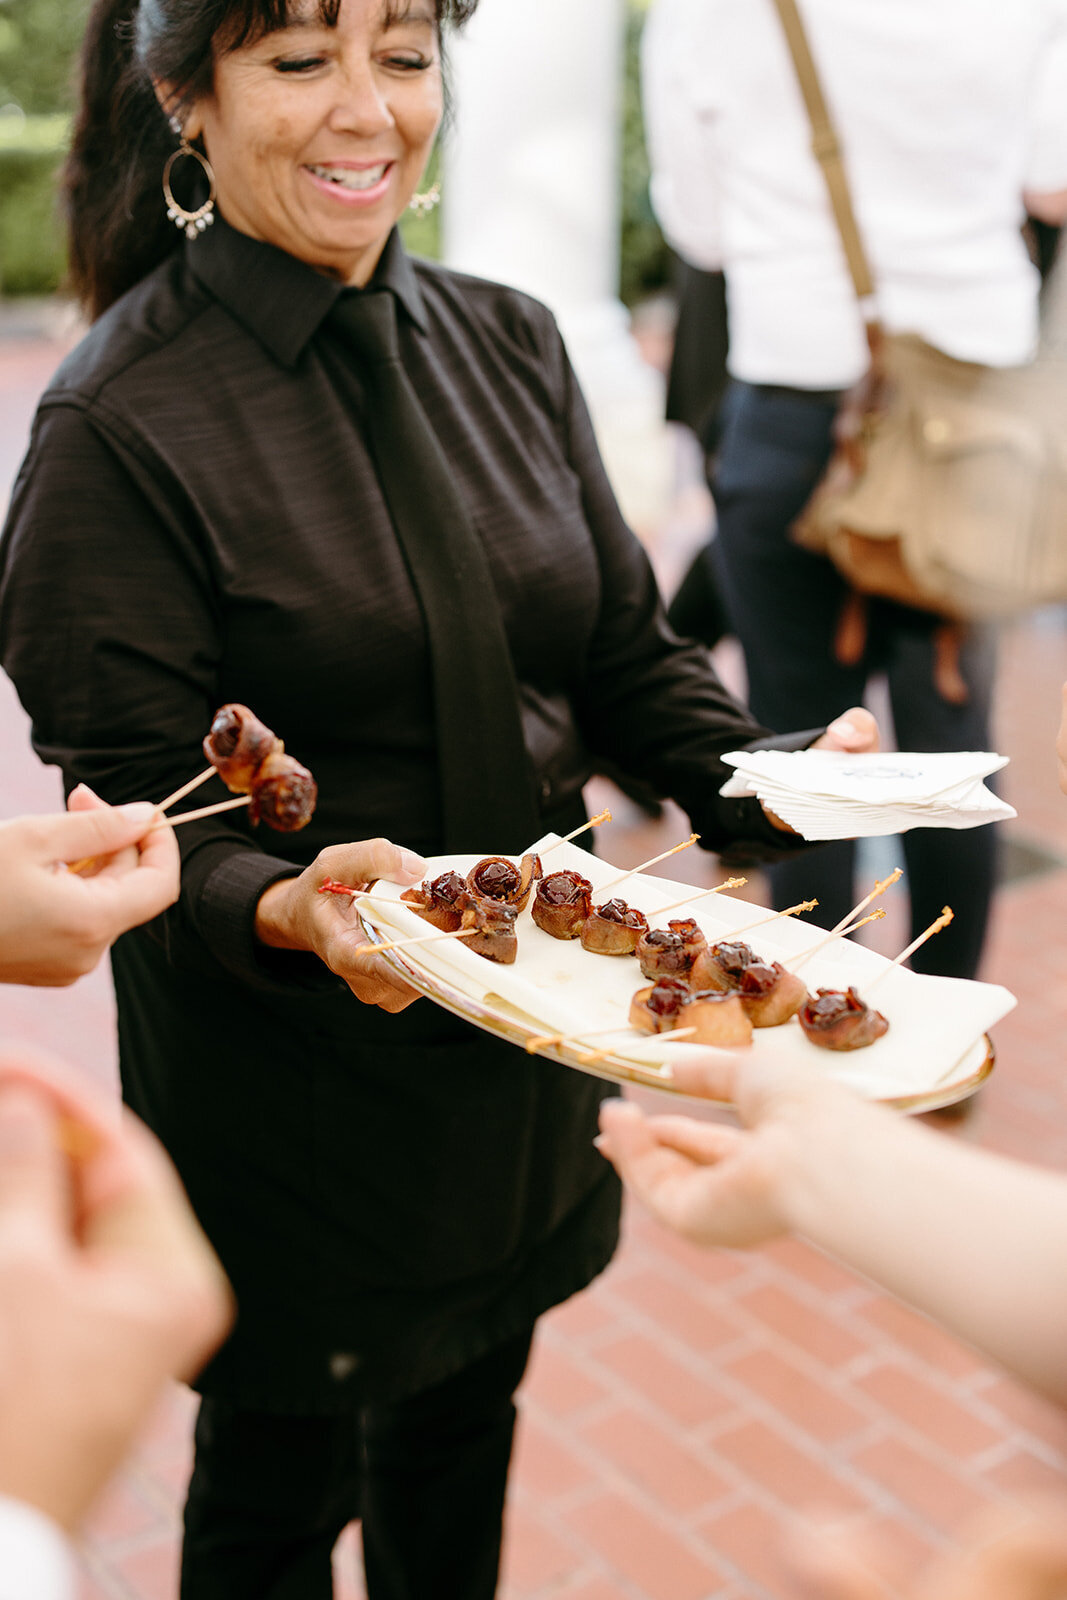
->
[188, 845, 344, 994]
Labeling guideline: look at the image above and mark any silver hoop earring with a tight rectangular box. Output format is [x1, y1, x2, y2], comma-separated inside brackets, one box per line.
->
[163, 139, 217, 241]
[408, 181, 441, 220]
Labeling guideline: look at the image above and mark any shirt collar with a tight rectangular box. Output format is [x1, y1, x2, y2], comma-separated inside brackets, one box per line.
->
[187, 215, 429, 367]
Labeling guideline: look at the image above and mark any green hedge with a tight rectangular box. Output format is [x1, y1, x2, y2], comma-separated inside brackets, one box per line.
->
[0, 113, 68, 296]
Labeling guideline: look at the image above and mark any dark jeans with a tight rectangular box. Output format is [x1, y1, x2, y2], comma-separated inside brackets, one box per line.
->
[180, 1328, 534, 1600]
[710, 380, 998, 979]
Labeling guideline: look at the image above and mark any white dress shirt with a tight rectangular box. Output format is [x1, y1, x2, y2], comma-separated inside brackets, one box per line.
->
[643, 0, 1067, 387]
[0, 1497, 74, 1600]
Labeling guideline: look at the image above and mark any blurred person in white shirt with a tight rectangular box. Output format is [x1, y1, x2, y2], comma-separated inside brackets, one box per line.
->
[643, 0, 1067, 983]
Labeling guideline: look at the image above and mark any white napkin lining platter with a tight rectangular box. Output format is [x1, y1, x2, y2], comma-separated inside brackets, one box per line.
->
[356, 836, 1014, 1113]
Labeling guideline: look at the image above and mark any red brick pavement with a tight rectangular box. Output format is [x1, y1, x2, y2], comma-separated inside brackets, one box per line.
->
[3, 329, 1067, 1599]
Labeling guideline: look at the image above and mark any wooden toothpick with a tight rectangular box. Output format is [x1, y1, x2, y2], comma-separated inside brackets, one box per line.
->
[731, 898, 819, 935]
[576, 1026, 695, 1066]
[596, 834, 700, 895]
[157, 766, 217, 812]
[652, 876, 748, 919]
[866, 907, 954, 991]
[830, 868, 903, 935]
[792, 908, 886, 971]
[148, 794, 250, 830]
[354, 926, 479, 957]
[537, 810, 613, 856]
[525, 1025, 632, 1055]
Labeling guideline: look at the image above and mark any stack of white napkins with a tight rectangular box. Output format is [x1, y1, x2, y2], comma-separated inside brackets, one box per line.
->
[720, 749, 1015, 840]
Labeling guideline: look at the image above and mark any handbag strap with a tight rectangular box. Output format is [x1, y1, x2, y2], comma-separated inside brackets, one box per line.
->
[768, 0, 883, 351]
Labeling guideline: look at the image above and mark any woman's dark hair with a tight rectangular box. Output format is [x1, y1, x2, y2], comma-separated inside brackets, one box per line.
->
[64, 0, 479, 319]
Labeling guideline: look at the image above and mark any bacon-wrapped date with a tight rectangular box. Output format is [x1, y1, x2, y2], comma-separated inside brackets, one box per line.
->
[203, 703, 281, 793]
[798, 987, 889, 1051]
[580, 898, 649, 957]
[248, 749, 318, 832]
[680, 990, 753, 1048]
[466, 854, 542, 912]
[628, 977, 690, 1033]
[690, 940, 752, 992]
[636, 917, 707, 980]
[629, 980, 752, 1047]
[531, 870, 593, 939]
[690, 939, 807, 1028]
[401, 870, 471, 932]
[459, 896, 519, 965]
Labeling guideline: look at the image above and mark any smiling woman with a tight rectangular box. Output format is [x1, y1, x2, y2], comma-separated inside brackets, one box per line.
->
[179, 0, 443, 284]
[64, 0, 476, 316]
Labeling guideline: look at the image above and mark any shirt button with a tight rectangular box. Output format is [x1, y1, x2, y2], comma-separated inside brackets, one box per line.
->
[540, 778, 552, 803]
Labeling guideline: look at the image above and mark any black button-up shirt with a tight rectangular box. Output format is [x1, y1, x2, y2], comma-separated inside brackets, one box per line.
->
[0, 220, 811, 1411]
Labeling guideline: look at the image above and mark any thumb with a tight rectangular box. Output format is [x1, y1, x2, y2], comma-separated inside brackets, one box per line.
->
[0, 1084, 70, 1243]
[40, 803, 160, 865]
[67, 783, 109, 814]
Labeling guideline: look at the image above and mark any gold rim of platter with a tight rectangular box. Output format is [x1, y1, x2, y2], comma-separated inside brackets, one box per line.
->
[356, 911, 995, 1112]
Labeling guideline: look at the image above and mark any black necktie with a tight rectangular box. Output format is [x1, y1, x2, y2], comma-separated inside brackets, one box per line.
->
[329, 289, 542, 855]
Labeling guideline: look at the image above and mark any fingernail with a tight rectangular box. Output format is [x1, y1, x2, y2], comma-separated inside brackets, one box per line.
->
[69, 783, 92, 800]
[399, 849, 427, 876]
[592, 1134, 606, 1151]
[117, 802, 158, 825]
[827, 718, 855, 739]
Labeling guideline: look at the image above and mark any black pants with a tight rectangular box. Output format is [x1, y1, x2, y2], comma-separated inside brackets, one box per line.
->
[710, 380, 998, 980]
[180, 1329, 534, 1600]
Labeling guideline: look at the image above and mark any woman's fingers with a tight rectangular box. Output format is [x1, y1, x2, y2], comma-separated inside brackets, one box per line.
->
[316, 837, 426, 891]
[596, 1100, 711, 1193]
[341, 948, 422, 1013]
[645, 1114, 746, 1165]
[660, 1050, 742, 1103]
[814, 706, 880, 753]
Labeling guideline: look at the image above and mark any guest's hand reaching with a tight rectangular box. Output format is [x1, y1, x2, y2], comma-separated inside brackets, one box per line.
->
[0, 1051, 232, 1532]
[0, 788, 179, 985]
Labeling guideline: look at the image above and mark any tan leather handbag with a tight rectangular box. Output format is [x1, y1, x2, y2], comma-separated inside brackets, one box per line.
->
[772, 0, 1067, 622]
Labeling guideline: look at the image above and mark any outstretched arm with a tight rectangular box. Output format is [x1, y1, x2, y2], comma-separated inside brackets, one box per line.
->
[598, 1057, 1067, 1407]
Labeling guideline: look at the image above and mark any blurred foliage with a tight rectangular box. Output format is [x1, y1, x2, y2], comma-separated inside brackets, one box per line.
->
[620, 0, 670, 306]
[0, 0, 668, 303]
[0, 0, 86, 113]
[0, 142, 65, 293]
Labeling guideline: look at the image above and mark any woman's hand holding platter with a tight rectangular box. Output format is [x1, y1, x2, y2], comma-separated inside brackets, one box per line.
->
[254, 839, 428, 1013]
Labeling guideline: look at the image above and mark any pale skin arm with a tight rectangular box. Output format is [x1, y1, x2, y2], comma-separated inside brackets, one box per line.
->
[0, 787, 179, 986]
[255, 836, 428, 1011]
[598, 1062, 1067, 1409]
[0, 1049, 232, 1532]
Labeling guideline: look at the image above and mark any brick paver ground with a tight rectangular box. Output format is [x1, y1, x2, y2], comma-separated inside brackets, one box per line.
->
[3, 326, 1067, 1600]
